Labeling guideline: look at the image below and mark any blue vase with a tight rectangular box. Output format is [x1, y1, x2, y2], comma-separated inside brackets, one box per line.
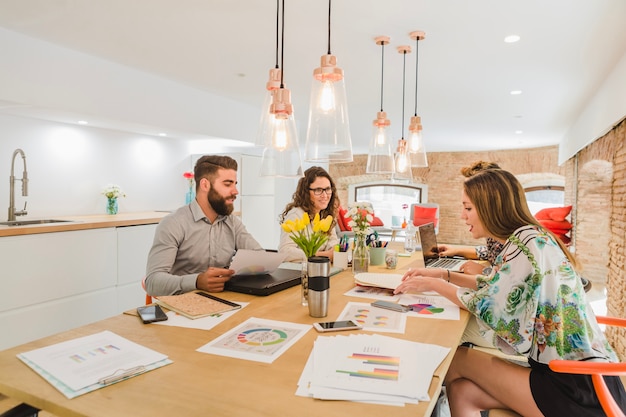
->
[106, 197, 118, 215]
[185, 189, 195, 205]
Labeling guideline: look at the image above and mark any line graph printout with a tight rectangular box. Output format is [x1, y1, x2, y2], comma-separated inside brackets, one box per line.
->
[196, 317, 311, 363]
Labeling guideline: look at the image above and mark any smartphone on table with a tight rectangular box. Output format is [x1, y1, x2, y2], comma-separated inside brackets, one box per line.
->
[137, 305, 168, 324]
[313, 320, 362, 333]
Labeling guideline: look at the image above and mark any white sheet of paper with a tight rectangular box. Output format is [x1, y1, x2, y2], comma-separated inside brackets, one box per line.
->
[296, 333, 450, 405]
[337, 302, 407, 334]
[18, 330, 168, 391]
[230, 249, 287, 275]
[196, 317, 311, 363]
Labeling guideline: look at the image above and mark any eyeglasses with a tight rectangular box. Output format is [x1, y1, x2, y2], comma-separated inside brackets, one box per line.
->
[309, 187, 333, 196]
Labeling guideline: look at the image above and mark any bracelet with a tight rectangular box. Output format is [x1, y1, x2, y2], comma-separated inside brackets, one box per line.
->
[447, 269, 451, 282]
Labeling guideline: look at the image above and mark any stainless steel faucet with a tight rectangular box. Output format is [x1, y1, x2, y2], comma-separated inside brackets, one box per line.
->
[8, 148, 28, 221]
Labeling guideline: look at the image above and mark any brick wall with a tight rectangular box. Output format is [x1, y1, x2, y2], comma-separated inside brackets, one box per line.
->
[330, 120, 626, 358]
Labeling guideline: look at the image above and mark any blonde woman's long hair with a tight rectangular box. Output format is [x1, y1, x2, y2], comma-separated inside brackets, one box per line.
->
[463, 169, 577, 268]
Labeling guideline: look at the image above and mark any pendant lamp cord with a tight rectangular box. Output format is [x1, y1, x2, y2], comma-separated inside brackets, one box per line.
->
[274, 0, 280, 71]
[401, 50, 407, 140]
[279, 0, 285, 88]
[413, 37, 419, 116]
[380, 42, 385, 112]
[327, 0, 332, 55]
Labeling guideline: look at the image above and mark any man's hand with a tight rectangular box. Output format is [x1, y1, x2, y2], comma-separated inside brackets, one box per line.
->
[196, 267, 235, 292]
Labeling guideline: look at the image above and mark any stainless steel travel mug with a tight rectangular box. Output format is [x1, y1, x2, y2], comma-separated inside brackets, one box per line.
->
[307, 256, 330, 318]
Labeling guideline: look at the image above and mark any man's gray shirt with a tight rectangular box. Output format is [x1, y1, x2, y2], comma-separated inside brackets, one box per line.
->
[145, 200, 263, 296]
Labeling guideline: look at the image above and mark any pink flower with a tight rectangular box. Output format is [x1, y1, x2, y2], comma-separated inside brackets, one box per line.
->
[183, 172, 194, 188]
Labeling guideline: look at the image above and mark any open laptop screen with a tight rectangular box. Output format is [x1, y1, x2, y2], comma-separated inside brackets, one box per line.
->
[418, 222, 440, 261]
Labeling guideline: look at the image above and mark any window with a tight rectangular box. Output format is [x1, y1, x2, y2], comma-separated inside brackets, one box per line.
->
[525, 185, 565, 215]
[348, 181, 427, 227]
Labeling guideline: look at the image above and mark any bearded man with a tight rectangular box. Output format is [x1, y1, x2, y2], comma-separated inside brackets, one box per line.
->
[145, 155, 263, 296]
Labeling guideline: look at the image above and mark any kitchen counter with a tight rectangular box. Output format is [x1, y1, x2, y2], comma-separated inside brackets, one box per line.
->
[0, 211, 170, 237]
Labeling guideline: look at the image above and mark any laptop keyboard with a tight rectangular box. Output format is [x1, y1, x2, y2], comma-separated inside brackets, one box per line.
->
[429, 258, 462, 269]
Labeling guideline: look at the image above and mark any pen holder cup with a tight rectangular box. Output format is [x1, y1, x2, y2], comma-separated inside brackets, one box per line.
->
[369, 247, 387, 266]
[333, 251, 349, 269]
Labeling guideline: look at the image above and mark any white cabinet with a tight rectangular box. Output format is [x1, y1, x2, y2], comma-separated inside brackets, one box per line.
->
[116, 224, 157, 312]
[0, 229, 118, 350]
[0, 224, 158, 350]
[191, 153, 280, 250]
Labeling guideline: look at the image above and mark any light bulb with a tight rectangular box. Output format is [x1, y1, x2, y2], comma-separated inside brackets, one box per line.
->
[396, 153, 409, 173]
[375, 127, 386, 145]
[318, 81, 336, 113]
[408, 130, 423, 153]
[272, 118, 288, 151]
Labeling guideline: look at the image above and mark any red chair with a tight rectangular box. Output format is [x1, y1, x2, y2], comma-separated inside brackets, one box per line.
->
[141, 276, 152, 305]
[549, 316, 626, 417]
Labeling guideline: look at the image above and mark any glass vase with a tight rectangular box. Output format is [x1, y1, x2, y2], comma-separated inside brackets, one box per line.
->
[185, 188, 195, 205]
[300, 260, 308, 306]
[106, 197, 118, 215]
[352, 235, 369, 275]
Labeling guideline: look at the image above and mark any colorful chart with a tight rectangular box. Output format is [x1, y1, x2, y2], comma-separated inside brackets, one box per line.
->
[408, 303, 445, 314]
[237, 328, 288, 346]
[336, 353, 400, 381]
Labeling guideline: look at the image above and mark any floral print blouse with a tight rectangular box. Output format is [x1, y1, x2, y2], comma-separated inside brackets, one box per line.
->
[458, 225, 618, 364]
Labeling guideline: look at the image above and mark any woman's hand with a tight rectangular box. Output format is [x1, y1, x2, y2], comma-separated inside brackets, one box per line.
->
[394, 275, 441, 294]
[437, 244, 456, 257]
[459, 261, 484, 275]
[402, 267, 446, 281]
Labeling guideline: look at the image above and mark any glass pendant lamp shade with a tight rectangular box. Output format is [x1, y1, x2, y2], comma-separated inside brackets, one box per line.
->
[393, 139, 413, 181]
[366, 111, 395, 174]
[305, 54, 353, 162]
[366, 35, 394, 175]
[393, 45, 413, 182]
[255, 67, 282, 147]
[408, 115, 428, 167]
[260, 87, 303, 177]
[259, 0, 303, 178]
[408, 30, 428, 167]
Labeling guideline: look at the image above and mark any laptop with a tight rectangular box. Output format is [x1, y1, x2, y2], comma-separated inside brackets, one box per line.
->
[417, 222, 466, 271]
[225, 268, 302, 296]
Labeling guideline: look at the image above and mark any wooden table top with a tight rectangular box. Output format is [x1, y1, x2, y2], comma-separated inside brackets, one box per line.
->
[0, 245, 469, 417]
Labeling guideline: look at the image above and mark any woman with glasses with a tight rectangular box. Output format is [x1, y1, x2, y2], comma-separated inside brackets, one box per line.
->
[278, 166, 339, 262]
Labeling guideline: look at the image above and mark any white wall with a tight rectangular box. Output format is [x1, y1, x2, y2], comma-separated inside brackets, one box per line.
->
[558, 49, 626, 164]
[0, 113, 192, 218]
[0, 26, 259, 144]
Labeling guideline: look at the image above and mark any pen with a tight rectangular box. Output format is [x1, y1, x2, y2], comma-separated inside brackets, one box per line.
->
[98, 365, 146, 385]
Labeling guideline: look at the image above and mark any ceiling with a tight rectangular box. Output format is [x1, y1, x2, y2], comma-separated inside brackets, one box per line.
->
[1, 0, 626, 154]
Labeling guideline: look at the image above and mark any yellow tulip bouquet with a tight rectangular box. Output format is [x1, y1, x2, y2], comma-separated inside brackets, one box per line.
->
[281, 212, 334, 258]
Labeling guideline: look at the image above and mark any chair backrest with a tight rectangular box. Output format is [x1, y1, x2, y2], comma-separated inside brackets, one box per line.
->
[409, 203, 440, 234]
[549, 315, 626, 417]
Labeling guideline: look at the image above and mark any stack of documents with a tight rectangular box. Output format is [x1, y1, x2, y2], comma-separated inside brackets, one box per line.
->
[296, 333, 450, 406]
[17, 330, 172, 398]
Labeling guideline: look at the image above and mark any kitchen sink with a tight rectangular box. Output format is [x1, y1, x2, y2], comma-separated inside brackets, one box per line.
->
[0, 219, 74, 226]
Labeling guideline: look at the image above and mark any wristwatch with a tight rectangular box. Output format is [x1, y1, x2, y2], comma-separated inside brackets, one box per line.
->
[482, 267, 493, 275]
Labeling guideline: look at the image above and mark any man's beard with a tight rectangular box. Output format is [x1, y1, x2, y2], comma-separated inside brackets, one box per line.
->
[208, 187, 235, 216]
